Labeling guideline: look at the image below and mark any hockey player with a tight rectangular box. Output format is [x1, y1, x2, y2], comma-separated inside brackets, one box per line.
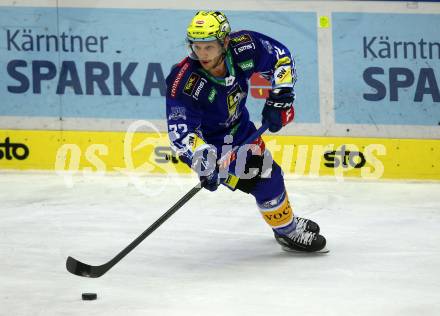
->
[165, 11, 326, 252]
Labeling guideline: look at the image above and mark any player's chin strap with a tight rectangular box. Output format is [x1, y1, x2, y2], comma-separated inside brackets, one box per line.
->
[65, 123, 270, 278]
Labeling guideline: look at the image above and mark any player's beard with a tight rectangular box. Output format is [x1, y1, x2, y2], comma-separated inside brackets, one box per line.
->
[203, 52, 226, 76]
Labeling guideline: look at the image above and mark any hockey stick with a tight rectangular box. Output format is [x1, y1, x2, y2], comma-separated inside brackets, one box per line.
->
[66, 123, 269, 278]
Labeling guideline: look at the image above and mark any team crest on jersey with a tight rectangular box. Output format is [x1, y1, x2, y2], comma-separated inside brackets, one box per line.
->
[183, 73, 200, 96]
[227, 84, 244, 117]
[230, 33, 253, 47]
[168, 106, 187, 121]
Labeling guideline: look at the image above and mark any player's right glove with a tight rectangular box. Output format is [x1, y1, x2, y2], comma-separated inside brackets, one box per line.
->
[262, 88, 295, 133]
[191, 144, 220, 192]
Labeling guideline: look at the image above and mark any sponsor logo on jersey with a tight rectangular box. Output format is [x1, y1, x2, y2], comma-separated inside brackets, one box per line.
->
[230, 33, 252, 47]
[195, 20, 205, 25]
[171, 63, 189, 98]
[155, 132, 199, 165]
[0, 137, 30, 160]
[234, 42, 255, 55]
[238, 59, 254, 71]
[183, 73, 200, 96]
[208, 87, 217, 103]
[277, 68, 287, 79]
[182, 133, 197, 149]
[274, 65, 292, 86]
[168, 106, 187, 121]
[193, 78, 207, 100]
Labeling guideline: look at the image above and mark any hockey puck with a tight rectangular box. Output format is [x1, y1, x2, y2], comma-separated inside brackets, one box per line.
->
[81, 293, 97, 301]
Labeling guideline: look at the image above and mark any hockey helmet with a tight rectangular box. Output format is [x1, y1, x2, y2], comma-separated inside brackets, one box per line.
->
[186, 11, 231, 43]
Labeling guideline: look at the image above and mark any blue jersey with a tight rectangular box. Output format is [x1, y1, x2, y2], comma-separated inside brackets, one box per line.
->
[165, 30, 296, 166]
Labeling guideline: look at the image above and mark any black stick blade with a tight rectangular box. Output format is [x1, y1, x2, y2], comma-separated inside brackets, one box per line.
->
[66, 256, 104, 278]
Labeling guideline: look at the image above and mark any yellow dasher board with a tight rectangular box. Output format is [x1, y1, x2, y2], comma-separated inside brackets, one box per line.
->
[1, 129, 439, 180]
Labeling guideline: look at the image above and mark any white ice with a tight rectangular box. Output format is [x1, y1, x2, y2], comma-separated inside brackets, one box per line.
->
[1, 171, 439, 316]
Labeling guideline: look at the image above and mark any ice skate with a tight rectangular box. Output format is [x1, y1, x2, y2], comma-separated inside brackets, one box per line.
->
[294, 216, 320, 234]
[274, 224, 328, 253]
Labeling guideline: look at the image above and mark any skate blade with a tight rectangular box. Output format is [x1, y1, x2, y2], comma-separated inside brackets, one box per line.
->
[281, 246, 330, 254]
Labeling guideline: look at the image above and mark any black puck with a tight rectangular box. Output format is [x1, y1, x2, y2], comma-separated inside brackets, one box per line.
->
[82, 293, 97, 301]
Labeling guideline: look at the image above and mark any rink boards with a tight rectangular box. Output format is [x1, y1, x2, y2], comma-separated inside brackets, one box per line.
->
[0, 129, 439, 180]
[1, 2, 440, 139]
[0, 2, 439, 181]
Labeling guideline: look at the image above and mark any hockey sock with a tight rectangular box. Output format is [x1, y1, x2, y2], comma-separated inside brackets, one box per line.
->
[257, 191, 296, 235]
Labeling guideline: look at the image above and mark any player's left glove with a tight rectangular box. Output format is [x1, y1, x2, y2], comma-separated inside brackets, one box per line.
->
[262, 88, 295, 133]
[191, 144, 220, 192]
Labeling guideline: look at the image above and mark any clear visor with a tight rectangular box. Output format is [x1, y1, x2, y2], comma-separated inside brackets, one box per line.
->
[186, 39, 225, 61]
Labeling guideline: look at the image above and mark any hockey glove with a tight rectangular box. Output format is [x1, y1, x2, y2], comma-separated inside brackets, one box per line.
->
[262, 88, 295, 133]
[191, 144, 220, 192]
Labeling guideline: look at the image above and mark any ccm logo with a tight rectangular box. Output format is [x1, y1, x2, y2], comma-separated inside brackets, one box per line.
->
[266, 100, 292, 109]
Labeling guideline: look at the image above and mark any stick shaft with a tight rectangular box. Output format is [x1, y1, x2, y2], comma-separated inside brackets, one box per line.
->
[66, 123, 269, 277]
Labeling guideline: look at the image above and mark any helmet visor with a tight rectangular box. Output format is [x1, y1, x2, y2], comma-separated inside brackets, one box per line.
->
[186, 39, 225, 61]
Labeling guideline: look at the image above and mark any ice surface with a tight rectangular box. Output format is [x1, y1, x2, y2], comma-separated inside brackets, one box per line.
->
[1, 172, 439, 316]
